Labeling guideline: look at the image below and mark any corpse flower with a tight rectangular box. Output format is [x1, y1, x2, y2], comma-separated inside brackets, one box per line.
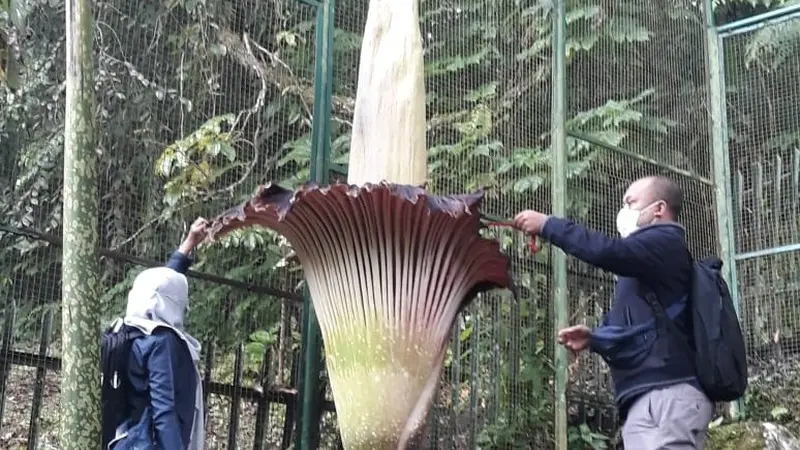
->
[206, 0, 513, 447]
[207, 182, 513, 448]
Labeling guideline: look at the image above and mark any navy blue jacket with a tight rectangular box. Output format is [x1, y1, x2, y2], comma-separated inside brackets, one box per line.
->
[540, 218, 696, 415]
[121, 250, 197, 450]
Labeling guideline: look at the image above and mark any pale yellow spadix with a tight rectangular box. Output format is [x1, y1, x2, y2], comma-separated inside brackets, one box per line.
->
[347, 0, 428, 186]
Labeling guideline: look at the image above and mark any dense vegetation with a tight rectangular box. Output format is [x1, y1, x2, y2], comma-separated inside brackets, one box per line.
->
[1, 0, 799, 448]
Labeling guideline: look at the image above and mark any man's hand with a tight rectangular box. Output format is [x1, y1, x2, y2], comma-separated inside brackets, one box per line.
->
[513, 210, 549, 236]
[178, 217, 209, 255]
[557, 325, 591, 354]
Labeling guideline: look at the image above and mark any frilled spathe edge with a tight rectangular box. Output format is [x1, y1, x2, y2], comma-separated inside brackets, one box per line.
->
[205, 181, 516, 302]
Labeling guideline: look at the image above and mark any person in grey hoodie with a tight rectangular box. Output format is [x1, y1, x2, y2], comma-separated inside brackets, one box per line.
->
[104, 217, 208, 450]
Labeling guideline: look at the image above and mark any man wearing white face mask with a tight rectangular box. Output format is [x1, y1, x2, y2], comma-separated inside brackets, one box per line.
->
[514, 176, 714, 450]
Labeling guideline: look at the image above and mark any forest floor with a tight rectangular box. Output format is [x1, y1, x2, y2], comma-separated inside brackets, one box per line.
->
[2, 354, 799, 450]
[0, 364, 292, 450]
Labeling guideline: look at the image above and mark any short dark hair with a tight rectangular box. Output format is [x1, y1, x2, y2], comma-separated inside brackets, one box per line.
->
[648, 176, 683, 218]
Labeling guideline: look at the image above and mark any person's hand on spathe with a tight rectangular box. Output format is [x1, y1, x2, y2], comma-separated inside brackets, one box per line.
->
[178, 217, 210, 255]
[513, 210, 549, 236]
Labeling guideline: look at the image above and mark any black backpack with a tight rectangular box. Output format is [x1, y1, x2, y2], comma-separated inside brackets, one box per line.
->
[101, 322, 144, 449]
[643, 257, 748, 402]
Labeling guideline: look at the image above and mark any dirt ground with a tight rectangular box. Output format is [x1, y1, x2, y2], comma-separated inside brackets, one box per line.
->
[0, 365, 295, 450]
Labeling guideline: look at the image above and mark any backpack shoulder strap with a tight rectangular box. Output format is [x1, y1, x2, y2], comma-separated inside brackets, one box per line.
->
[101, 325, 145, 384]
[638, 259, 695, 356]
[639, 247, 694, 321]
[637, 282, 688, 324]
[637, 282, 670, 325]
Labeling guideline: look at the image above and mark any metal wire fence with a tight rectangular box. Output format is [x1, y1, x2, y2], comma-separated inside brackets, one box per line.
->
[2, 0, 559, 447]
[2, 0, 800, 449]
[2, 0, 330, 448]
[418, 0, 552, 443]
[716, 6, 800, 421]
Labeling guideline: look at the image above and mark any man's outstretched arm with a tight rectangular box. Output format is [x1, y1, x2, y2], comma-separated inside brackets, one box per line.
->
[515, 212, 682, 281]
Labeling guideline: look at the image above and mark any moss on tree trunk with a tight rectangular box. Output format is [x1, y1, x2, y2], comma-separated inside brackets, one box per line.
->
[62, 0, 102, 447]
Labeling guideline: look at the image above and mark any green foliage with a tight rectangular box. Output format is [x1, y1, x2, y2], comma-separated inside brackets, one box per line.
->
[155, 113, 238, 207]
[706, 422, 773, 450]
[568, 424, 610, 450]
[242, 325, 280, 378]
[743, 18, 800, 70]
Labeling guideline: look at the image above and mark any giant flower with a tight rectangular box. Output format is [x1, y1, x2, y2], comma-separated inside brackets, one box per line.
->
[207, 0, 514, 446]
[207, 182, 512, 448]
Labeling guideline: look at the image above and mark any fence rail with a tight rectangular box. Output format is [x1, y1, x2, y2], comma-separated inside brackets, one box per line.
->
[0, 225, 303, 303]
[0, 341, 336, 449]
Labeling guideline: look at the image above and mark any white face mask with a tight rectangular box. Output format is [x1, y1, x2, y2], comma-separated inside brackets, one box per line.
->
[616, 201, 662, 238]
[616, 206, 641, 238]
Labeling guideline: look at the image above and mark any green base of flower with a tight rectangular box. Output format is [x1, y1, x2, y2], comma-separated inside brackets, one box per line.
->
[322, 321, 443, 449]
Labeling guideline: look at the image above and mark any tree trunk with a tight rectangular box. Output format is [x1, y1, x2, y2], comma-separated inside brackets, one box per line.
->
[61, 0, 101, 447]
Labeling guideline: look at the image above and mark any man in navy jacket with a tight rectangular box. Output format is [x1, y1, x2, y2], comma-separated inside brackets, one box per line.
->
[514, 176, 714, 449]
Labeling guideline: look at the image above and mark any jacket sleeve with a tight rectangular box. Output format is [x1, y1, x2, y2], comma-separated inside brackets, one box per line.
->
[165, 250, 193, 274]
[539, 217, 679, 282]
[139, 334, 186, 450]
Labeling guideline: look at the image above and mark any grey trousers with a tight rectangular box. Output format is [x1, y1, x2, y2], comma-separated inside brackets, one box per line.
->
[622, 383, 714, 450]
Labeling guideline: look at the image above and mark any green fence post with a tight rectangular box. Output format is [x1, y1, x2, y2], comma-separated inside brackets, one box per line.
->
[297, 0, 335, 448]
[550, 0, 569, 447]
[702, 0, 745, 421]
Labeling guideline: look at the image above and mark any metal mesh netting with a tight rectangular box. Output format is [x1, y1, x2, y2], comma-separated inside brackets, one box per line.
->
[1, 0, 328, 448]
[564, 0, 718, 440]
[9, 0, 800, 448]
[721, 11, 800, 411]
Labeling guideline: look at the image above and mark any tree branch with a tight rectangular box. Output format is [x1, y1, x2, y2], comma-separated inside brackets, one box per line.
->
[213, 24, 355, 125]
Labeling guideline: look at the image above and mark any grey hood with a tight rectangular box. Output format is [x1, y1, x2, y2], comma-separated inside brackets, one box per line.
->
[123, 266, 201, 360]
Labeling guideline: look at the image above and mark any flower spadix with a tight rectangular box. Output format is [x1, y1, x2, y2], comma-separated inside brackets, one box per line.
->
[207, 182, 512, 449]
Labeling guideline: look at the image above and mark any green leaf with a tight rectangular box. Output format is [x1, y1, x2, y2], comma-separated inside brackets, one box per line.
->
[464, 82, 499, 102]
[606, 17, 652, 43]
[512, 176, 545, 193]
[249, 329, 276, 346]
[771, 406, 790, 420]
[209, 44, 227, 57]
[459, 322, 473, 342]
[245, 341, 265, 358]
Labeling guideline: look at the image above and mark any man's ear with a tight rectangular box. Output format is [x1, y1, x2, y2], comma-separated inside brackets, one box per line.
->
[655, 201, 668, 218]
